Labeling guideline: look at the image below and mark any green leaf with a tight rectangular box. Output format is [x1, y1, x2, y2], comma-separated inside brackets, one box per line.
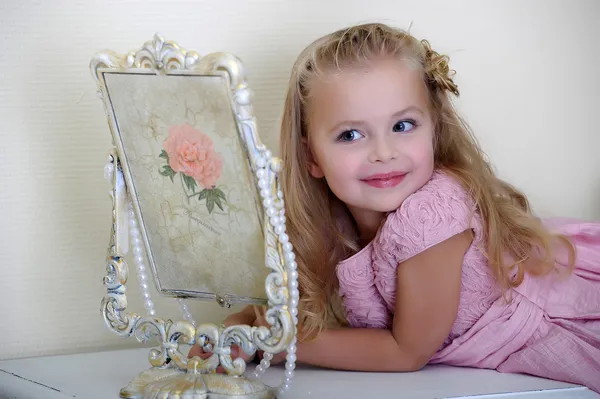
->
[198, 189, 209, 201]
[160, 165, 174, 176]
[182, 174, 197, 192]
[159, 150, 169, 161]
[206, 197, 215, 213]
[213, 188, 226, 201]
[214, 196, 224, 211]
[159, 165, 176, 182]
[159, 165, 172, 176]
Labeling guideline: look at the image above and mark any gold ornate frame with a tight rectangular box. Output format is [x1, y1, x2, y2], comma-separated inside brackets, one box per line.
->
[90, 34, 299, 399]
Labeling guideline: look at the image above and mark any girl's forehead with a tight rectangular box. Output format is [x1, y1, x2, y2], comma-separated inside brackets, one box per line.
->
[305, 59, 430, 119]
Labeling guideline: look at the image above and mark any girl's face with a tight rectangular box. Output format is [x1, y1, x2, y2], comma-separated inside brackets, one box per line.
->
[306, 58, 435, 221]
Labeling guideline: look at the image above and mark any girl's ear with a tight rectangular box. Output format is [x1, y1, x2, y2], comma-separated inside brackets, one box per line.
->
[308, 162, 324, 179]
[302, 137, 325, 178]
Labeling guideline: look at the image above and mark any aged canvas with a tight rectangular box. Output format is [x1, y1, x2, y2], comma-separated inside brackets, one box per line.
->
[103, 71, 267, 302]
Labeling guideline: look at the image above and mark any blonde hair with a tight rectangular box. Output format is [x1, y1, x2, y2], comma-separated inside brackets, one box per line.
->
[279, 23, 575, 340]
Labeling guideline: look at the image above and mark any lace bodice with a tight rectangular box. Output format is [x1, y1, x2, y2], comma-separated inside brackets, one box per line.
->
[336, 171, 502, 341]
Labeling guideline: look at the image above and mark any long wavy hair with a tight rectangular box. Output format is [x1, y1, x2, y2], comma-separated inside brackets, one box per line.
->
[279, 23, 575, 340]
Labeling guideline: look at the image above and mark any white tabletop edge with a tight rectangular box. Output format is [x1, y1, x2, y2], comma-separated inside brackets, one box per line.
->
[0, 348, 597, 399]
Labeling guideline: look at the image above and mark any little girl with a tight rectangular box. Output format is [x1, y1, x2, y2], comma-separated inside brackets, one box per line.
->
[190, 23, 600, 391]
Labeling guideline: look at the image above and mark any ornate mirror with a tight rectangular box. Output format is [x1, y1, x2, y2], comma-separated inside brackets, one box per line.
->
[90, 34, 299, 399]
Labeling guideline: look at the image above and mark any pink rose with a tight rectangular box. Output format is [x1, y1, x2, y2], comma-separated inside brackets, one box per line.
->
[162, 123, 223, 188]
[337, 262, 374, 292]
[196, 155, 223, 189]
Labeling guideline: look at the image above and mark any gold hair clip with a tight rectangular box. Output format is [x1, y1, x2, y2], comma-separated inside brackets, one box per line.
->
[421, 40, 460, 97]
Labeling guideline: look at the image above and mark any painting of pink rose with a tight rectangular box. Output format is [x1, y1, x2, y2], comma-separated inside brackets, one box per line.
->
[159, 123, 228, 214]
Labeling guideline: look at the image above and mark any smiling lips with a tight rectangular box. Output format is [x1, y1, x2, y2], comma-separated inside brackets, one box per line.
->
[361, 172, 407, 188]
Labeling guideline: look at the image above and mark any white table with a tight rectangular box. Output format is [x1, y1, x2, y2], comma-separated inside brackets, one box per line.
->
[0, 347, 597, 398]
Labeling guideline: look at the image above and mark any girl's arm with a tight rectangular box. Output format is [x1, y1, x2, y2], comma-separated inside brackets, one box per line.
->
[294, 230, 473, 372]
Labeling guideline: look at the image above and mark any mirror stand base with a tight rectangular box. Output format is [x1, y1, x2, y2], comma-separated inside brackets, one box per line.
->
[119, 367, 276, 399]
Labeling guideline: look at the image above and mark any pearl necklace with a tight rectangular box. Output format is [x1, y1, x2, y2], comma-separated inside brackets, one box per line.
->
[248, 150, 299, 395]
[105, 151, 298, 395]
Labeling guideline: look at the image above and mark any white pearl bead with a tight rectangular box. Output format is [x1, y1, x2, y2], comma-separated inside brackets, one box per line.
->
[128, 218, 138, 228]
[142, 291, 151, 300]
[256, 169, 265, 179]
[264, 150, 272, 159]
[148, 309, 156, 316]
[290, 270, 298, 280]
[270, 216, 280, 226]
[274, 225, 284, 235]
[286, 353, 297, 363]
[255, 365, 264, 374]
[130, 228, 140, 238]
[285, 252, 295, 263]
[266, 207, 276, 217]
[137, 273, 147, 282]
[281, 383, 291, 392]
[139, 282, 149, 291]
[135, 256, 144, 265]
[290, 298, 298, 308]
[283, 243, 293, 252]
[133, 246, 143, 256]
[144, 299, 154, 310]
[263, 352, 273, 360]
[291, 308, 298, 317]
[287, 344, 296, 354]
[263, 198, 273, 208]
[260, 359, 270, 368]
[278, 233, 289, 243]
[288, 261, 297, 270]
[277, 190, 283, 199]
[285, 370, 294, 379]
[289, 280, 298, 290]
[291, 289, 299, 299]
[256, 157, 266, 168]
[260, 189, 270, 198]
[258, 178, 268, 189]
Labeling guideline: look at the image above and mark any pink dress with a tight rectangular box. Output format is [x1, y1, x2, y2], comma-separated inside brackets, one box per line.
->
[336, 171, 600, 392]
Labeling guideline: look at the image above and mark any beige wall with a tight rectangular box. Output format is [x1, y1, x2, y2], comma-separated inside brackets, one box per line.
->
[1, 0, 598, 360]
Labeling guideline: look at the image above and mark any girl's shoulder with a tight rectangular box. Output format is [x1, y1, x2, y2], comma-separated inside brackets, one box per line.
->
[373, 170, 482, 265]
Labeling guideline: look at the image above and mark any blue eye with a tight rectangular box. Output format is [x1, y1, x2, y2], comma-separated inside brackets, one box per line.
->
[338, 129, 363, 142]
[393, 120, 416, 133]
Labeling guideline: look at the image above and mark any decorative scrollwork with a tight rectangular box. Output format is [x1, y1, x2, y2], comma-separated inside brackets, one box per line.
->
[90, 51, 126, 88]
[197, 323, 258, 376]
[126, 33, 200, 71]
[101, 152, 140, 337]
[134, 318, 196, 370]
[101, 255, 140, 336]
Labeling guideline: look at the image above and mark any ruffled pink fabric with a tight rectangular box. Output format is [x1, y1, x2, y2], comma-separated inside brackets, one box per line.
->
[337, 245, 391, 328]
[336, 171, 600, 392]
